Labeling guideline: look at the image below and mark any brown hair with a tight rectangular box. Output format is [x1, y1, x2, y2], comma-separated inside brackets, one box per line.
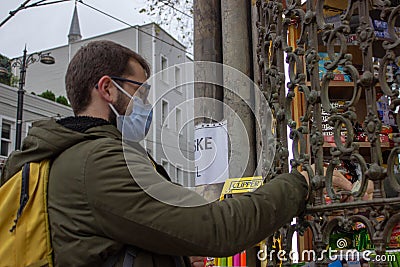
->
[65, 40, 150, 114]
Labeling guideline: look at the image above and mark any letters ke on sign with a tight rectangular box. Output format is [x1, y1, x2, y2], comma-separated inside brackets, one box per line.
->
[194, 121, 229, 186]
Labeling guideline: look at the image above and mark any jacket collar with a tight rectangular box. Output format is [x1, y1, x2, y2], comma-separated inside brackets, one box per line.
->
[58, 116, 122, 140]
[64, 117, 148, 155]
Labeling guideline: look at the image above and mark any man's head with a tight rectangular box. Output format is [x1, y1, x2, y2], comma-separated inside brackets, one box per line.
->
[65, 40, 151, 120]
[395, 69, 400, 85]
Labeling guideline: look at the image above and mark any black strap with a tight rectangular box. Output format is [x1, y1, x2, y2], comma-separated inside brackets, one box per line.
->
[173, 256, 183, 267]
[102, 249, 124, 267]
[103, 246, 185, 267]
[182, 256, 192, 267]
[102, 246, 137, 267]
[9, 163, 30, 232]
[123, 247, 137, 267]
[147, 152, 172, 181]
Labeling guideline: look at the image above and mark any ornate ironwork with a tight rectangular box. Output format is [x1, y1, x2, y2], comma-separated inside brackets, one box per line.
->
[256, 0, 400, 266]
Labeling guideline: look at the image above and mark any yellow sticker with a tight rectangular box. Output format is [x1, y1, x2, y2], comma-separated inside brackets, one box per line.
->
[220, 176, 263, 200]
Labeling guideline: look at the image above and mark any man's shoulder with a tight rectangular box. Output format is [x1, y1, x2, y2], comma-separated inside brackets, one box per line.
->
[85, 137, 147, 157]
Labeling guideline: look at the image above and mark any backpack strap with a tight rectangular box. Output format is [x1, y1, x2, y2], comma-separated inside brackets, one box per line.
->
[103, 246, 186, 267]
[122, 246, 137, 267]
[102, 246, 138, 267]
[9, 162, 30, 232]
[173, 256, 183, 267]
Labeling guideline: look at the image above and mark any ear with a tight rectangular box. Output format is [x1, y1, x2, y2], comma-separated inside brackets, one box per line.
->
[96, 76, 117, 103]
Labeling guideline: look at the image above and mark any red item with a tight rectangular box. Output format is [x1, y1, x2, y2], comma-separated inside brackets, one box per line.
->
[333, 74, 345, 81]
[355, 132, 367, 142]
[389, 223, 400, 248]
[381, 125, 393, 134]
[376, 92, 383, 101]
[324, 135, 346, 144]
[325, 196, 332, 205]
[380, 134, 389, 143]
[240, 251, 246, 266]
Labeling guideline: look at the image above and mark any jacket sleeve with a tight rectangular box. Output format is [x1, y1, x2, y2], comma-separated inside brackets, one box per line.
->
[84, 140, 308, 257]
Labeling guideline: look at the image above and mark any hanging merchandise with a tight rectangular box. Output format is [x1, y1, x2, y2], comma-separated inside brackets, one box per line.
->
[346, 261, 361, 267]
[318, 52, 352, 81]
[353, 228, 373, 251]
[240, 250, 247, 267]
[206, 177, 264, 267]
[322, 101, 347, 144]
[376, 93, 391, 125]
[233, 254, 240, 266]
[207, 252, 247, 267]
[329, 230, 354, 250]
[328, 260, 343, 267]
[389, 223, 400, 249]
[329, 222, 374, 252]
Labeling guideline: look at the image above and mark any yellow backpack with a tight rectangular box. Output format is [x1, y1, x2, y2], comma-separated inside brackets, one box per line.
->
[0, 160, 53, 267]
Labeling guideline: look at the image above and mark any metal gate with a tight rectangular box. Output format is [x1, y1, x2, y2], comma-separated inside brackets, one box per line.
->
[256, 0, 400, 266]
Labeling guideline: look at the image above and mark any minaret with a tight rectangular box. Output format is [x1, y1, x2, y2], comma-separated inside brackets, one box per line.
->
[68, 4, 82, 44]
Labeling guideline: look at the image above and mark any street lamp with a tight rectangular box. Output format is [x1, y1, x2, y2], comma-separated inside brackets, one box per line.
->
[10, 46, 55, 150]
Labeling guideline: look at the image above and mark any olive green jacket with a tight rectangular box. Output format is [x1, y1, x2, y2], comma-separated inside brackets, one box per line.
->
[1, 118, 308, 267]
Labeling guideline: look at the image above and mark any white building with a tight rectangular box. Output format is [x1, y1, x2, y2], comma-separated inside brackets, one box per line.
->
[11, 7, 195, 186]
[0, 83, 73, 174]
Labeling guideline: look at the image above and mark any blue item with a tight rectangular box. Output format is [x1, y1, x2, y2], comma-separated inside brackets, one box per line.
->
[328, 260, 343, 267]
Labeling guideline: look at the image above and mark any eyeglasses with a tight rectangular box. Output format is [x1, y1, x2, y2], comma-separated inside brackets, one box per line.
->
[110, 76, 151, 91]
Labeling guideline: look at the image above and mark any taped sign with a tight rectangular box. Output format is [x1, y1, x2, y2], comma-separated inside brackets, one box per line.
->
[194, 121, 229, 185]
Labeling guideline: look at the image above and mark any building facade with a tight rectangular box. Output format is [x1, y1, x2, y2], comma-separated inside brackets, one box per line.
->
[11, 10, 195, 186]
[0, 83, 73, 175]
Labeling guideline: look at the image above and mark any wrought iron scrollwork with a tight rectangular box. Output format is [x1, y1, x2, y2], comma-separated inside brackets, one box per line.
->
[257, 0, 400, 266]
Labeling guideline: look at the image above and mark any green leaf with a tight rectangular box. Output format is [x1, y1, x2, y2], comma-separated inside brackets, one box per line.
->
[38, 90, 56, 101]
[0, 53, 12, 86]
[56, 95, 70, 106]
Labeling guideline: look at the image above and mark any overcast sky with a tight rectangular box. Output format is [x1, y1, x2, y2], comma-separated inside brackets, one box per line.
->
[0, 0, 153, 58]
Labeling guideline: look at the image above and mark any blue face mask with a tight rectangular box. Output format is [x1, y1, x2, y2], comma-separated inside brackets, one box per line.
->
[109, 80, 153, 142]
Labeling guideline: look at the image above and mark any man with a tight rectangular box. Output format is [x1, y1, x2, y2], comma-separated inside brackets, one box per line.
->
[1, 40, 308, 266]
[301, 165, 374, 202]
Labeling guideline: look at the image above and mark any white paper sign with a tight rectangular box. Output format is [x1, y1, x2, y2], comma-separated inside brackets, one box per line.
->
[194, 121, 229, 185]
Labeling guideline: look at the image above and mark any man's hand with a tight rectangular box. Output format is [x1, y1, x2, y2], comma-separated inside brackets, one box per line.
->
[300, 164, 374, 202]
[189, 256, 205, 267]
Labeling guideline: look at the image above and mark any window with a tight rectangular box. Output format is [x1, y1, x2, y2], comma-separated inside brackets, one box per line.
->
[176, 166, 183, 185]
[161, 55, 168, 82]
[1, 120, 13, 157]
[175, 66, 182, 93]
[161, 99, 169, 127]
[175, 108, 182, 134]
[0, 156, 6, 178]
[25, 122, 32, 137]
[161, 159, 169, 175]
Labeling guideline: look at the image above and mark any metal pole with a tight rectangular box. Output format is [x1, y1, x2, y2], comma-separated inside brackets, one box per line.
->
[193, 0, 224, 201]
[193, 0, 223, 123]
[221, 0, 256, 177]
[15, 47, 27, 150]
